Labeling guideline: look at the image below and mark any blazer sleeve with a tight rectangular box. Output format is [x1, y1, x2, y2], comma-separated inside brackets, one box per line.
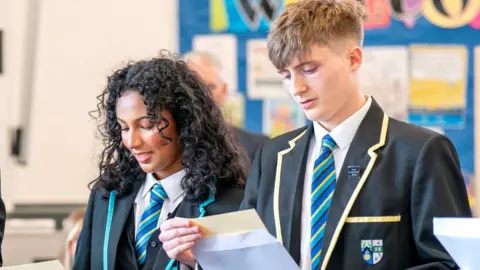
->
[0, 191, 5, 267]
[72, 190, 96, 270]
[239, 143, 264, 211]
[407, 134, 471, 270]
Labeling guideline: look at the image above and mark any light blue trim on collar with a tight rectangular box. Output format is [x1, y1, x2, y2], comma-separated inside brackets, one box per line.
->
[104, 190, 116, 270]
[104, 178, 218, 270]
[199, 177, 217, 217]
[166, 179, 217, 269]
[198, 192, 215, 217]
[165, 259, 177, 270]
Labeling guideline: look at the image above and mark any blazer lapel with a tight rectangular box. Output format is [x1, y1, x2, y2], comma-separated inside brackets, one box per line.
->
[107, 179, 143, 270]
[320, 99, 389, 269]
[274, 125, 313, 264]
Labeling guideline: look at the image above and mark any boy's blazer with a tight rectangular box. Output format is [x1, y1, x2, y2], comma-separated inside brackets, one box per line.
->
[241, 99, 471, 270]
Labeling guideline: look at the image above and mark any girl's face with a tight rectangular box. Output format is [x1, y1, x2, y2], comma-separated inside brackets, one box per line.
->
[116, 90, 183, 179]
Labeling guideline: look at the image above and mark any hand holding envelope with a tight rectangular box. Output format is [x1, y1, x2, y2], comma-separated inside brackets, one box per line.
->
[189, 209, 299, 270]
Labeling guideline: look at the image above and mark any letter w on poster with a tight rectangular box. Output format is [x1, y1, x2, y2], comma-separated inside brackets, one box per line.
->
[190, 209, 298, 270]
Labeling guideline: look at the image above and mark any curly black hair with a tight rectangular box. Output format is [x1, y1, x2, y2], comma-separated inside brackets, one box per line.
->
[90, 50, 247, 203]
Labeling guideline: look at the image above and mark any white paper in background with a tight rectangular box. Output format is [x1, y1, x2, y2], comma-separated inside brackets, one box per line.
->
[433, 218, 480, 270]
[411, 49, 463, 83]
[247, 39, 289, 99]
[193, 34, 238, 93]
[358, 46, 410, 121]
[263, 98, 306, 137]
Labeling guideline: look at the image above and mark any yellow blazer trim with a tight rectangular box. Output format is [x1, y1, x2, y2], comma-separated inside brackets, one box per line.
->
[273, 130, 307, 245]
[321, 113, 389, 270]
[345, 215, 401, 223]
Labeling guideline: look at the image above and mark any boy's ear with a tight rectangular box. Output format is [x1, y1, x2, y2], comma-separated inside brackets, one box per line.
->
[349, 46, 362, 72]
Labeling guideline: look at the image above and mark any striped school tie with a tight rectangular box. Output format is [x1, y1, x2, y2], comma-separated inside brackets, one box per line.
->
[135, 183, 168, 266]
[311, 134, 337, 269]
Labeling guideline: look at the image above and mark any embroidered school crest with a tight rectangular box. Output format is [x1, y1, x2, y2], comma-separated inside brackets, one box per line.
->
[361, 239, 383, 265]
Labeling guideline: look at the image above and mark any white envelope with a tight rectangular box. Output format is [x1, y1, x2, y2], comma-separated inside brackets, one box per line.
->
[2, 260, 65, 270]
[190, 209, 298, 270]
[433, 217, 480, 270]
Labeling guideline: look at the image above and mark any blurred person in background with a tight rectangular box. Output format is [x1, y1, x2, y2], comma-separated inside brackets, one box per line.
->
[183, 51, 268, 164]
[73, 51, 246, 270]
[59, 208, 86, 270]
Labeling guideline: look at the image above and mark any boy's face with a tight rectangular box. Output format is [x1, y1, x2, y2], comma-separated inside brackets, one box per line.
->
[278, 43, 362, 125]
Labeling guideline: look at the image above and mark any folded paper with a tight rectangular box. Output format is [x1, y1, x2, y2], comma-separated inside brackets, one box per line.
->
[433, 217, 480, 270]
[190, 209, 298, 270]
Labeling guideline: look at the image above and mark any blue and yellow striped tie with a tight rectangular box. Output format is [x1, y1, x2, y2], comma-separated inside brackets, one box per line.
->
[135, 183, 168, 266]
[311, 134, 337, 269]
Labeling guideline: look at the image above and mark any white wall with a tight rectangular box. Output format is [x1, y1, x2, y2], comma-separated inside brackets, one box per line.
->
[2, 0, 178, 204]
[0, 0, 15, 211]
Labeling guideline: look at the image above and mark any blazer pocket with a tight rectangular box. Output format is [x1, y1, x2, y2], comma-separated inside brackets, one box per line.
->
[341, 215, 404, 269]
[345, 215, 401, 223]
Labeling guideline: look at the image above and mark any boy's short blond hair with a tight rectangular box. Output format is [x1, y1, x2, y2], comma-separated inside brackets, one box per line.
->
[267, 0, 366, 69]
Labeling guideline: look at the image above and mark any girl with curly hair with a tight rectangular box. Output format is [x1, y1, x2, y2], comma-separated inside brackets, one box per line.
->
[73, 51, 247, 270]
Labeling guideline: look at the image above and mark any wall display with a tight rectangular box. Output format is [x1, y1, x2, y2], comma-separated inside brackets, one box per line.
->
[408, 45, 467, 128]
[179, 0, 479, 211]
[263, 98, 305, 138]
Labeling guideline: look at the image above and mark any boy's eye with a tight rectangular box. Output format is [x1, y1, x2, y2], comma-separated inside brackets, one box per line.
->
[304, 67, 317, 73]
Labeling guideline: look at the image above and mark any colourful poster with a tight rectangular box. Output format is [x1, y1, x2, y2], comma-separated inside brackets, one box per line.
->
[363, 0, 391, 29]
[408, 45, 468, 128]
[422, 0, 480, 29]
[210, 0, 284, 32]
[263, 98, 305, 138]
[387, 0, 423, 28]
[210, 0, 480, 32]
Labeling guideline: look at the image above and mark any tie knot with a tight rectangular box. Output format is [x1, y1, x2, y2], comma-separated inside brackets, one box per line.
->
[321, 134, 336, 153]
[151, 184, 168, 204]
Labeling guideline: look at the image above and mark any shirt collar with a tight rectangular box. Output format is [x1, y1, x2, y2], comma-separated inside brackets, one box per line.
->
[139, 170, 186, 202]
[313, 95, 372, 150]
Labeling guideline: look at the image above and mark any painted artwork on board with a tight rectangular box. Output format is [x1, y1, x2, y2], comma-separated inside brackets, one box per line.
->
[263, 98, 306, 138]
[223, 93, 245, 128]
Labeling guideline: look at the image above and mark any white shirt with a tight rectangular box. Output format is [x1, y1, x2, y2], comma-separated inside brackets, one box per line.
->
[134, 170, 199, 270]
[134, 170, 186, 235]
[299, 96, 372, 269]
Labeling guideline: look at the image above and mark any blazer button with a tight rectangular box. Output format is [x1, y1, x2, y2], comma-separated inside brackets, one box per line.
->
[150, 241, 157, 248]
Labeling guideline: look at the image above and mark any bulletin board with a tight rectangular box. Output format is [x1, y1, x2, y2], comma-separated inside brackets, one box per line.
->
[178, 0, 480, 211]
